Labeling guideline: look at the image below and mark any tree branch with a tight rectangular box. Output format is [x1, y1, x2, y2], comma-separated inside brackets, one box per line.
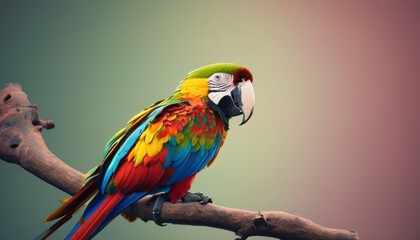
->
[0, 83, 359, 240]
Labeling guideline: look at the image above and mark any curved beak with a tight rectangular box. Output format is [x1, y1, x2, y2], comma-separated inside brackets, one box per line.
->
[209, 80, 255, 125]
[232, 80, 255, 125]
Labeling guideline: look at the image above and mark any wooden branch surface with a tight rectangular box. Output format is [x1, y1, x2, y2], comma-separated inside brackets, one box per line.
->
[0, 83, 359, 240]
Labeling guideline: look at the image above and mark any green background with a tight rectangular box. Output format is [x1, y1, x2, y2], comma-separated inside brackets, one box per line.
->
[1, 1, 419, 239]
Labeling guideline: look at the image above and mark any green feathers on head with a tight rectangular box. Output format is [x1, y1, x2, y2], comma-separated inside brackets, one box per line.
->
[186, 63, 243, 79]
[173, 63, 249, 100]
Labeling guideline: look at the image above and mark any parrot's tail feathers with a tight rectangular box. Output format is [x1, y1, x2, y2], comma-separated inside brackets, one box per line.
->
[35, 215, 72, 240]
[59, 197, 72, 205]
[44, 177, 99, 222]
[66, 192, 126, 240]
[89, 192, 149, 239]
[36, 176, 99, 240]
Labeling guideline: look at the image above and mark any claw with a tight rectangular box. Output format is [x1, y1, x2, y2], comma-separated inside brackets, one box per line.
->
[151, 193, 169, 227]
[182, 192, 213, 204]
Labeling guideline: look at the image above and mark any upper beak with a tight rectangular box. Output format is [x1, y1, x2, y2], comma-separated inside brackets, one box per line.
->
[231, 80, 255, 125]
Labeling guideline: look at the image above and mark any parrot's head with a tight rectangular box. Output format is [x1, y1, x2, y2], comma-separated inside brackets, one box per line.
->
[174, 63, 255, 126]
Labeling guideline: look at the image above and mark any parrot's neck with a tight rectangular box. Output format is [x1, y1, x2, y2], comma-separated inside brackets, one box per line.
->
[171, 95, 229, 131]
[173, 78, 208, 100]
[206, 100, 229, 131]
[172, 77, 229, 130]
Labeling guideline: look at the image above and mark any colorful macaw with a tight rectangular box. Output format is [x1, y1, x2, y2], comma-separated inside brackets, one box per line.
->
[37, 63, 255, 240]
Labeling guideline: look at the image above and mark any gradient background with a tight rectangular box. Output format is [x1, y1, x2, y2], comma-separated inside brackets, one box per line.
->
[1, 1, 419, 239]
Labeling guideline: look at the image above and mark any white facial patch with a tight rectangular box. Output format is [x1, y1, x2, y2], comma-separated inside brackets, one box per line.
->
[208, 73, 233, 92]
[208, 73, 235, 104]
[208, 91, 231, 105]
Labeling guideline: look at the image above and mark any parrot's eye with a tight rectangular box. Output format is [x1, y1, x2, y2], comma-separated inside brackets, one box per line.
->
[215, 75, 220, 80]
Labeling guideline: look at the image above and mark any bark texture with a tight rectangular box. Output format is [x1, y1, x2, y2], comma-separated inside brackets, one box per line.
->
[0, 83, 359, 240]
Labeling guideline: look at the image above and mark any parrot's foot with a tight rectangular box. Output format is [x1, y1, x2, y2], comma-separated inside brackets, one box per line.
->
[149, 192, 212, 226]
[182, 192, 213, 204]
[151, 193, 169, 227]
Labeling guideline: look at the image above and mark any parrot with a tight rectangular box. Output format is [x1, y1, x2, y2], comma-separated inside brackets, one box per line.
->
[37, 63, 255, 240]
